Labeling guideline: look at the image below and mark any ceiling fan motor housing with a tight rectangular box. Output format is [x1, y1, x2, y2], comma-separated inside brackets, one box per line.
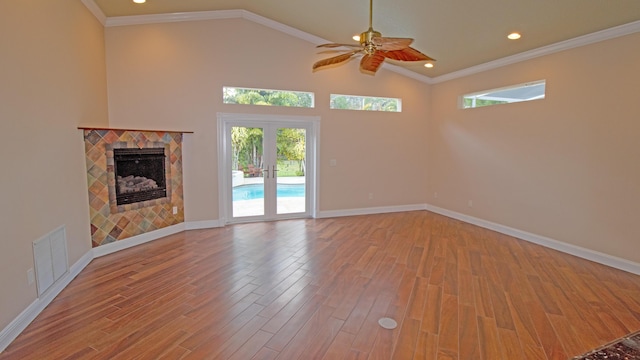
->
[360, 27, 381, 55]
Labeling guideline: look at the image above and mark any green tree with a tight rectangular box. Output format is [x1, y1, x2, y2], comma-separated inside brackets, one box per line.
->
[365, 97, 397, 111]
[224, 87, 313, 108]
[237, 90, 268, 105]
[277, 129, 306, 175]
[331, 95, 362, 110]
[247, 128, 263, 168]
[331, 95, 399, 112]
[231, 126, 248, 170]
[231, 127, 263, 172]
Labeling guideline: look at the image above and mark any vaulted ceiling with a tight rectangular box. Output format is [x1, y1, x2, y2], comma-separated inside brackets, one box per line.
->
[93, 0, 640, 79]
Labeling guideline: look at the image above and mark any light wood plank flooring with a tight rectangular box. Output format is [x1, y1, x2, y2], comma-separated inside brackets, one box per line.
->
[2, 211, 640, 359]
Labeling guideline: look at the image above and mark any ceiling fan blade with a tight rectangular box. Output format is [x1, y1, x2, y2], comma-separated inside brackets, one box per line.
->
[312, 0, 433, 75]
[374, 37, 414, 51]
[360, 51, 386, 74]
[317, 43, 362, 49]
[382, 47, 435, 62]
[313, 51, 361, 71]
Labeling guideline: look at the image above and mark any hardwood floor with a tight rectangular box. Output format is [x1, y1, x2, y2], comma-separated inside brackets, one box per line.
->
[2, 211, 640, 359]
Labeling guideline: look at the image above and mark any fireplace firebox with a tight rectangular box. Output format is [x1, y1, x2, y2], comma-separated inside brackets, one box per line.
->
[113, 148, 167, 205]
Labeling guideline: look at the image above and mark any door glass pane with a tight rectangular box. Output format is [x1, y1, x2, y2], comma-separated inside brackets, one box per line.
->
[231, 126, 264, 217]
[276, 128, 306, 215]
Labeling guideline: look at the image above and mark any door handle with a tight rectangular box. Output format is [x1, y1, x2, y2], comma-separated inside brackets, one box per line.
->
[272, 165, 278, 177]
[262, 168, 269, 178]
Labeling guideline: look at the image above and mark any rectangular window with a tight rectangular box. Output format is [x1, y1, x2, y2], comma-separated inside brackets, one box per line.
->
[223, 86, 314, 108]
[461, 80, 546, 109]
[330, 94, 401, 112]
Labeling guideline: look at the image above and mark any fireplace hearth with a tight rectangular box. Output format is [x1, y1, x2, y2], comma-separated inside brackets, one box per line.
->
[113, 148, 167, 205]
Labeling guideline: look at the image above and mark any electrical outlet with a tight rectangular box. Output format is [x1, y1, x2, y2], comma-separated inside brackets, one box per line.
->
[368, 193, 374, 200]
[468, 200, 473, 207]
[434, 192, 438, 198]
[330, 159, 337, 167]
[27, 268, 35, 285]
[172, 206, 178, 215]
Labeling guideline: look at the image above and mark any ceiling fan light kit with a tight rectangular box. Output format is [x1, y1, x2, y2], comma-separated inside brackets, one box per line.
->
[313, 0, 434, 75]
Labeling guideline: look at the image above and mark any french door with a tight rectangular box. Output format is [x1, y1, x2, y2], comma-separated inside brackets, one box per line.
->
[218, 113, 317, 223]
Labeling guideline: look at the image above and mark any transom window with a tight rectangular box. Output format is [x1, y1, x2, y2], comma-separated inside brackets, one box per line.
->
[330, 94, 402, 112]
[223, 86, 314, 108]
[461, 80, 546, 109]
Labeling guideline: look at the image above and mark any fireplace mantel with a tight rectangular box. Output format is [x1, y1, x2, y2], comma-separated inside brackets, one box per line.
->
[78, 126, 193, 133]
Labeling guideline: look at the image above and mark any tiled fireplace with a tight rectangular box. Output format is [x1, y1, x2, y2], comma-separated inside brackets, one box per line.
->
[83, 129, 185, 247]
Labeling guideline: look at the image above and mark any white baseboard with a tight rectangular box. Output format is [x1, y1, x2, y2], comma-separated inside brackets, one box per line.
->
[185, 219, 223, 230]
[316, 202, 639, 275]
[425, 204, 640, 276]
[93, 220, 224, 258]
[0, 250, 93, 353]
[3, 207, 638, 354]
[1, 219, 225, 353]
[92, 223, 186, 258]
[316, 204, 427, 219]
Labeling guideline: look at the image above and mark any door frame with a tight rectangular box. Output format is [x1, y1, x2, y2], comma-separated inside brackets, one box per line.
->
[217, 112, 319, 224]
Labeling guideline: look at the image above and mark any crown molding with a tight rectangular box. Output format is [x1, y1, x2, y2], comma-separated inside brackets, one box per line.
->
[383, 63, 433, 84]
[239, 10, 327, 46]
[80, 0, 106, 26]
[81, 2, 638, 85]
[430, 20, 640, 84]
[100, 9, 434, 83]
[102, 9, 327, 47]
[105, 9, 241, 27]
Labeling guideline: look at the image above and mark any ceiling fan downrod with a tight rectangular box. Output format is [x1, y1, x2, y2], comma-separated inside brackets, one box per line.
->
[369, 0, 373, 29]
[360, 0, 380, 54]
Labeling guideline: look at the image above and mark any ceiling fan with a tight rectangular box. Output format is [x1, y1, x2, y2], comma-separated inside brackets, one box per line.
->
[313, 0, 435, 75]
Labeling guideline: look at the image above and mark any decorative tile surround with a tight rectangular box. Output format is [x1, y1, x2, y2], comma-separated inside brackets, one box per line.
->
[83, 129, 185, 247]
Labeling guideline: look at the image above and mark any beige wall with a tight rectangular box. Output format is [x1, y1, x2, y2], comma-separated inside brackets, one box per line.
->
[0, 1, 108, 330]
[2, 2, 637, 341]
[428, 33, 640, 263]
[104, 18, 431, 220]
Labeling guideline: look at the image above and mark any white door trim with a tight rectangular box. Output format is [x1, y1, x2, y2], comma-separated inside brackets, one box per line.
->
[217, 112, 319, 224]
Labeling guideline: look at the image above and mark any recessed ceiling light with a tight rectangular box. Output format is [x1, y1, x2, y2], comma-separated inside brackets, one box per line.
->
[508, 32, 521, 40]
[424, 63, 434, 68]
[133, 0, 146, 4]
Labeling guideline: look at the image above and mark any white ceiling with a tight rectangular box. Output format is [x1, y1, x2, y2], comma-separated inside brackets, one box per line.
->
[92, 0, 640, 79]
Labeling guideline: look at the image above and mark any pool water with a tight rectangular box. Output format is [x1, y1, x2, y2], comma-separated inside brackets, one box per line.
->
[233, 183, 305, 201]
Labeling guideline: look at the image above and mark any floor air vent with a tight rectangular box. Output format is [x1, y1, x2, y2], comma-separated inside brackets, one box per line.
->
[33, 226, 69, 297]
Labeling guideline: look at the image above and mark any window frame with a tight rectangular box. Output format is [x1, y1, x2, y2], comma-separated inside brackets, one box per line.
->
[223, 86, 315, 108]
[460, 80, 546, 109]
[329, 94, 402, 112]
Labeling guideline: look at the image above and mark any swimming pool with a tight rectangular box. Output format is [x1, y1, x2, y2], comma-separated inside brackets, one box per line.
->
[232, 183, 305, 201]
